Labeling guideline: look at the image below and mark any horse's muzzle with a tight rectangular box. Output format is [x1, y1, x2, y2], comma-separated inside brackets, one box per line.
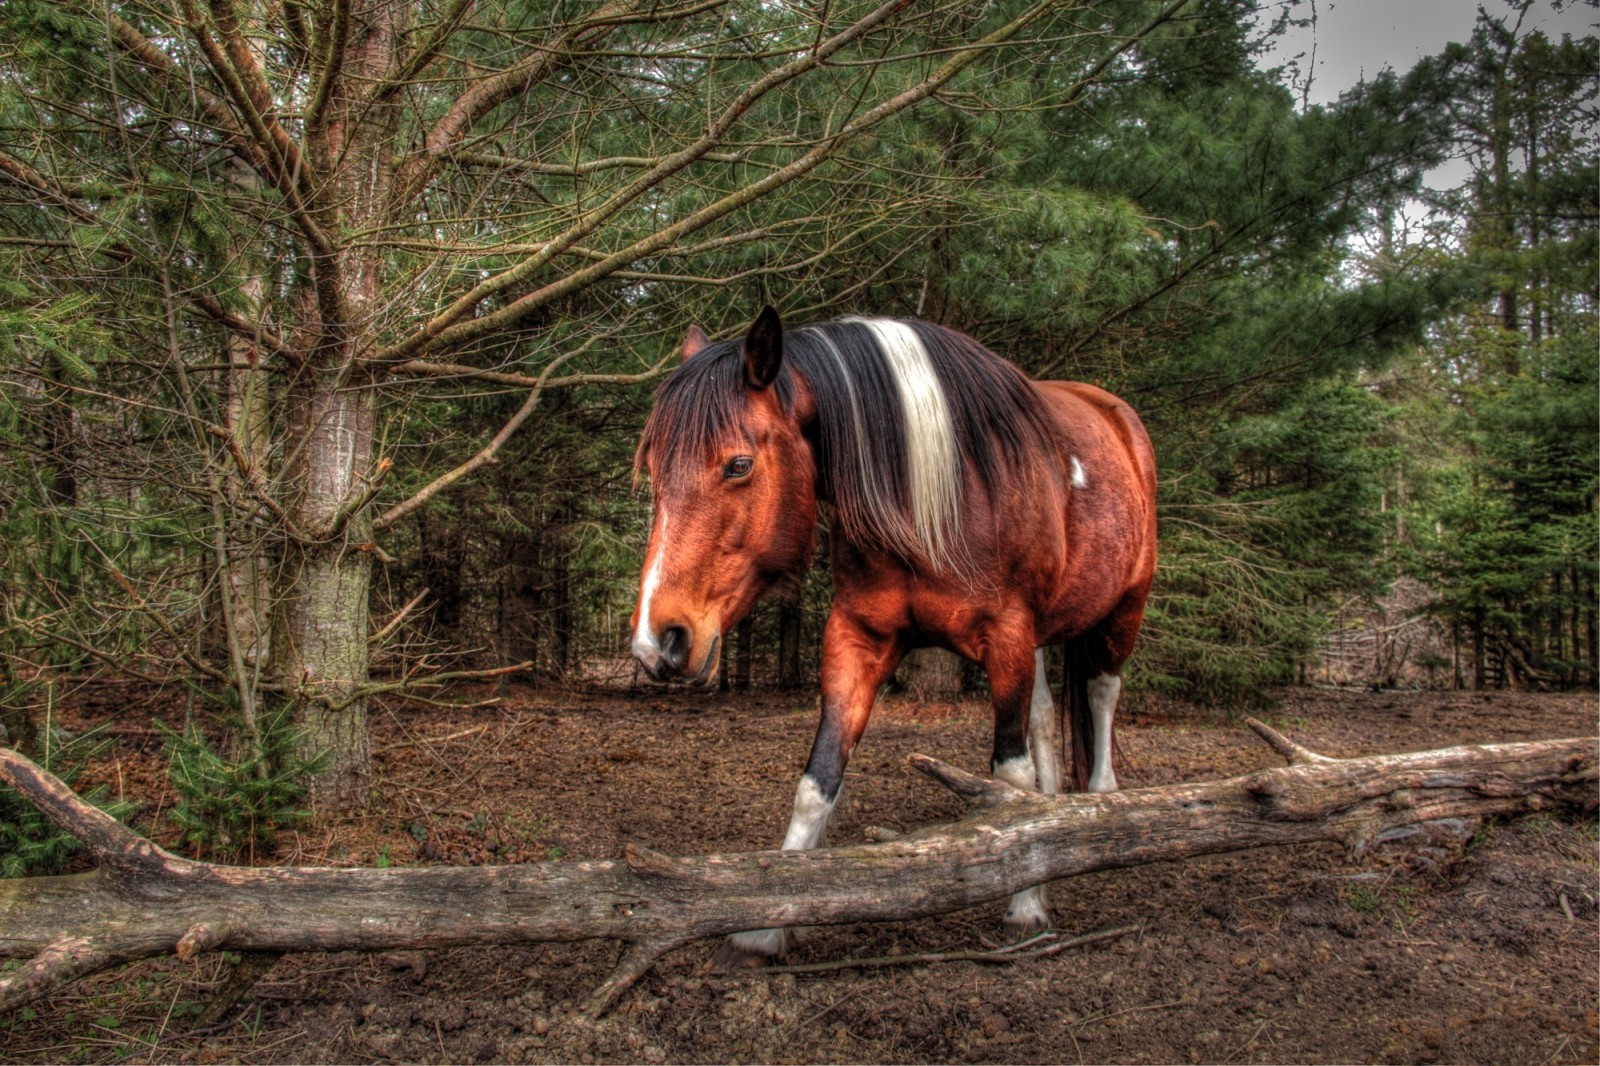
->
[635, 625, 689, 682]
[634, 626, 720, 686]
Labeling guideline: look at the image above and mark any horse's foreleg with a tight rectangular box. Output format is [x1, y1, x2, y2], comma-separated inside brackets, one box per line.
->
[719, 617, 902, 965]
[989, 643, 1056, 936]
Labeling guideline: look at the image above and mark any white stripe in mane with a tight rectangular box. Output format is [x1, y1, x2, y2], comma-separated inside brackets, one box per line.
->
[848, 318, 963, 570]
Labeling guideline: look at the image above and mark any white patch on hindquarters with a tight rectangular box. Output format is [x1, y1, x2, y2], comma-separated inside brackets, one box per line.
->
[780, 774, 838, 851]
[848, 317, 963, 571]
[1086, 673, 1121, 793]
[630, 509, 669, 664]
[1070, 455, 1088, 489]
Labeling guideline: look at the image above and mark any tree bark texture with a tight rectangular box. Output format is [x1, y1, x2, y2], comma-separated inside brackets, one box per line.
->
[897, 647, 966, 700]
[0, 724, 1592, 1019]
[273, 371, 378, 808]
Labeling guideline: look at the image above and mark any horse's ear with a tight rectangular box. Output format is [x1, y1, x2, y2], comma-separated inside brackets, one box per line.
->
[742, 305, 783, 389]
[680, 324, 709, 362]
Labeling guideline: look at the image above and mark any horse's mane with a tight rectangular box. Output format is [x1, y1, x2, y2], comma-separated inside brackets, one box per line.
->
[637, 317, 1060, 572]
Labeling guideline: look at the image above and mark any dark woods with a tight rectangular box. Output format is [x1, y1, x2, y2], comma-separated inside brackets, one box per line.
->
[0, 0, 1591, 809]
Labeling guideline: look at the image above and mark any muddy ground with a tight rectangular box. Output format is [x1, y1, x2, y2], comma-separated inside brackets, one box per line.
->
[4, 685, 1597, 1064]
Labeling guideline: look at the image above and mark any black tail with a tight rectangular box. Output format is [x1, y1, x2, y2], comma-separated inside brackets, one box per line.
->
[1062, 637, 1094, 792]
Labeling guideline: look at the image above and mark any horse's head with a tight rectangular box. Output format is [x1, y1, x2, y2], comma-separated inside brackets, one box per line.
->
[630, 307, 817, 684]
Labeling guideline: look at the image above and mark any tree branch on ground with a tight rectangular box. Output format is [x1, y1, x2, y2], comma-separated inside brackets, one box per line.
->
[0, 721, 1591, 1018]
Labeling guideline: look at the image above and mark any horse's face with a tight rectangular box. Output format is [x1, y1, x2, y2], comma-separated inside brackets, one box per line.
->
[631, 308, 817, 684]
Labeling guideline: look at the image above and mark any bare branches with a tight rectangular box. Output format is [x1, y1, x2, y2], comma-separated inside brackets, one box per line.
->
[106, 10, 333, 258]
[382, 0, 1066, 362]
[388, 0, 643, 209]
[374, 331, 669, 531]
[304, 0, 353, 133]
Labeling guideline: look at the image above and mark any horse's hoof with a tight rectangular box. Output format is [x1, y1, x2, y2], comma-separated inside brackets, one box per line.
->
[711, 928, 788, 971]
[1003, 887, 1052, 937]
[1003, 913, 1052, 938]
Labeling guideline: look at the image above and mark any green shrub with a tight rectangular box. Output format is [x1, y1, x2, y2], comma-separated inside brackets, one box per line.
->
[159, 699, 325, 863]
[0, 682, 134, 878]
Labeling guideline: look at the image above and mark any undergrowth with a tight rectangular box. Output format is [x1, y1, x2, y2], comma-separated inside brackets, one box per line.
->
[0, 681, 133, 878]
[159, 694, 325, 863]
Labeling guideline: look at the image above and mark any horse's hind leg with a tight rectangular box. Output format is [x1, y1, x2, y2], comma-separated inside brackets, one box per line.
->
[989, 643, 1057, 936]
[1067, 591, 1149, 793]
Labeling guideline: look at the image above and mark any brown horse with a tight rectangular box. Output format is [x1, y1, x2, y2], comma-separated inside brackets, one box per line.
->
[631, 307, 1156, 960]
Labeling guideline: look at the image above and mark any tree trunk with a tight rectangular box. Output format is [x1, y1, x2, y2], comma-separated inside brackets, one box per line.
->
[1, 724, 1592, 1018]
[550, 501, 574, 679]
[777, 602, 803, 689]
[898, 647, 965, 700]
[263, 0, 407, 808]
[498, 530, 541, 674]
[416, 509, 465, 635]
[1472, 609, 1486, 690]
[272, 370, 378, 810]
[735, 615, 754, 691]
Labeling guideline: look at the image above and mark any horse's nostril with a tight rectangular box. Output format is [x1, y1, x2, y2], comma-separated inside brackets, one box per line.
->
[659, 626, 689, 672]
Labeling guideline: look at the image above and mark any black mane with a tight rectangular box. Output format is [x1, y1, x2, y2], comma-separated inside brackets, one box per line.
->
[637, 317, 1060, 565]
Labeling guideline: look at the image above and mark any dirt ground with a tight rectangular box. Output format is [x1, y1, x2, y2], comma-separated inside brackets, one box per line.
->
[4, 684, 1597, 1064]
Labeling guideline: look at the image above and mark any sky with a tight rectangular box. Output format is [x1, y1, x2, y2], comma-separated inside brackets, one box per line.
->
[1255, 0, 1598, 187]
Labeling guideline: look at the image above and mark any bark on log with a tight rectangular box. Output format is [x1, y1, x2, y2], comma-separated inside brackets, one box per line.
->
[0, 722, 1594, 1018]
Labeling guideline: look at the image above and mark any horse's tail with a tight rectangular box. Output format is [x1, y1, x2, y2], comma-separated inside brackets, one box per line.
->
[1062, 637, 1094, 792]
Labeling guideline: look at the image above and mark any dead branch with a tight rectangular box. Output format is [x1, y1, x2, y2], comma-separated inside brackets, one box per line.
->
[0, 727, 1592, 1019]
[758, 924, 1142, 976]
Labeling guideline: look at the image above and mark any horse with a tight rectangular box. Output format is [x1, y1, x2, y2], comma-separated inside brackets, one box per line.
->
[630, 306, 1157, 962]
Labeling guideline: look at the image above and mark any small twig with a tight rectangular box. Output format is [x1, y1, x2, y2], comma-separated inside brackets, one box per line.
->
[325, 661, 532, 712]
[191, 951, 281, 1030]
[586, 937, 686, 1017]
[1558, 892, 1575, 921]
[1223, 1017, 1271, 1060]
[370, 587, 429, 647]
[375, 724, 490, 753]
[780, 984, 866, 1038]
[1072, 996, 1189, 1032]
[758, 924, 1140, 976]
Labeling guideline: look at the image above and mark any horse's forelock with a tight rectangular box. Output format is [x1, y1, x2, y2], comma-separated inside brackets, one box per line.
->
[638, 340, 776, 491]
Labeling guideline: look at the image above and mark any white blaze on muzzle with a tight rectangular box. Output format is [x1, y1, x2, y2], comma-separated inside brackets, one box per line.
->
[631, 509, 669, 666]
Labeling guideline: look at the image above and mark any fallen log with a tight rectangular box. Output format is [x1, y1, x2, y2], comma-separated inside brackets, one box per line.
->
[0, 721, 1593, 1017]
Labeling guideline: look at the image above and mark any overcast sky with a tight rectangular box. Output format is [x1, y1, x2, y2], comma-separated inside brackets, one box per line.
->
[1259, 0, 1596, 104]
[1255, 0, 1597, 187]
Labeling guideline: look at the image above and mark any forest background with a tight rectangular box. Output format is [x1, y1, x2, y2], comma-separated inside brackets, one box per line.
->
[0, 0, 1592, 828]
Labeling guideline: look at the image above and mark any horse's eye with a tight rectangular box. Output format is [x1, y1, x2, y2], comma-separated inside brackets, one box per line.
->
[724, 456, 753, 479]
